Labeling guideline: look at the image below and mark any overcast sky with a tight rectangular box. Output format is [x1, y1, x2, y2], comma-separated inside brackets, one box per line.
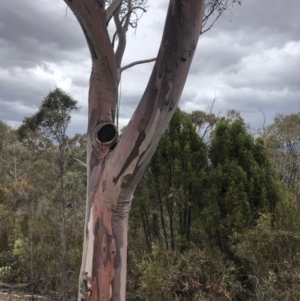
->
[0, 0, 299, 135]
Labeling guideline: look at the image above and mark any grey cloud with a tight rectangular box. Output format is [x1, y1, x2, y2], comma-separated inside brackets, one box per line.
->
[0, 0, 300, 135]
[0, 0, 87, 68]
[0, 70, 51, 105]
[191, 34, 246, 75]
[214, 84, 299, 128]
[71, 75, 90, 89]
[0, 100, 34, 125]
[216, 0, 299, 41]
[223, 46, 300, 93]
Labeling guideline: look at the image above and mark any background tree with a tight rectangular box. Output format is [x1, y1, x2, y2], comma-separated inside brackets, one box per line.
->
[189, 98, 219, 142]
[131, 108, 207, 252]
[202, 117, 285, 253]
[18, 88, 79, 300]
[264, 113, 300, 205]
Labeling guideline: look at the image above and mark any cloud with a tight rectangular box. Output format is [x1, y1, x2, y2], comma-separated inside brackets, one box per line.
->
[0, 1, 88, 68]
[180, 0, 300, 130]
[0, 0, 299, 135]
[225, 41, 300, 92]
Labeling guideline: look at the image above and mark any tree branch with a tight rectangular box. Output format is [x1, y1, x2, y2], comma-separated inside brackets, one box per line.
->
[202, 0, 229, 34]
[258, 108, 266, 132]
[114, 0, 132, 68]
[109, 0, 206, 196]
[111, 11, 129, 50]
[64, 0, 118, 136]
[111, 6, 147, 51]
[70, 155, 87, 168]
[120, 57, 157, 73]
[123, 0, 132, 31]
[105, 0, 122, 24]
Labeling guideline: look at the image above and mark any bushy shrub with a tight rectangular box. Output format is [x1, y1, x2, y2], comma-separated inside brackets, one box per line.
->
[127, 244, 243, 301]
[232, 210, 300, 301]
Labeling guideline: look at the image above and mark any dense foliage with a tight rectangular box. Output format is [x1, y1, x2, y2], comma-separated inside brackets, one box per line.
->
[1, 99, 300, 300]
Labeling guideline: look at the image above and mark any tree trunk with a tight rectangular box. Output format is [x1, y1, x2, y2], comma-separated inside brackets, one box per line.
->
[63, 0, 205, 300]
[159, 204, 169, 250]
[153, 165, 169, 249]
[141, 208, 152, 252]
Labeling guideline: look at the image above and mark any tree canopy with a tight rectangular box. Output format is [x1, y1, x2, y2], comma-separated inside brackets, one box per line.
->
[202, 117, 286, 252]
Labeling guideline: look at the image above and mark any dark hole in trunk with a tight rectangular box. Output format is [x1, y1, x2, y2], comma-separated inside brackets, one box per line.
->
[97, 124, 116, 143]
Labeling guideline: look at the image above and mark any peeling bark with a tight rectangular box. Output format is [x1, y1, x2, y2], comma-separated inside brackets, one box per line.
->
[63, 0, 205, 300]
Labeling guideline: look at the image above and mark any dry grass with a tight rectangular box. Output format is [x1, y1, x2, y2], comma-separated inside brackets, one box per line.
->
[0, 292, 26, 301]
[0, 292, 48, 301]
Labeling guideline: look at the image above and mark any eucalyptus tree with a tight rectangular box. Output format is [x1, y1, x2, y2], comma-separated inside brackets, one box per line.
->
[190, 110, 218, 142]
[60, 0, 240, 300]
[265, 113, 300, 203]
[18, 88, 79, 300]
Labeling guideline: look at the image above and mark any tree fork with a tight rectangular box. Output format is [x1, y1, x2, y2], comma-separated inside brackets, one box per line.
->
[63, 0, 205, 300]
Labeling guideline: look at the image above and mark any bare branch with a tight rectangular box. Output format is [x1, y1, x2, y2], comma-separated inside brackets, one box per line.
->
[111, 9, 132, 50]
[65, 5, 69, 17]
[123, 0, 132, 30]
[120, 57, 156, 72]
[209, 93, 217, 114]
[114, 4, 128, 68]
[126, 6, 147, 28]
[131, 5, 147, 12]
[70, 155, 87, 168]
[201, 13, 223, 34]
[258, 108, 266, 132]
[202, 0, 229, 34]
[111, 29, 118, 50]
[112, 5, 147, 50]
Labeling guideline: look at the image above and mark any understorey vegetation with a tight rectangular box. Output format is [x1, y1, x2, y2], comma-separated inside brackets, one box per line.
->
[0, 90, 300, 300]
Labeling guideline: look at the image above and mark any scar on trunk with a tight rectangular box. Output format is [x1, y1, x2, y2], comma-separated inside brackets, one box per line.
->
[80, 272, 92, 301]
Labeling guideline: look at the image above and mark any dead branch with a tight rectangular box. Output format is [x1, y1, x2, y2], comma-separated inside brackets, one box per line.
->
[120, 57, 156, 72]
[70, 155, 87, 168]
